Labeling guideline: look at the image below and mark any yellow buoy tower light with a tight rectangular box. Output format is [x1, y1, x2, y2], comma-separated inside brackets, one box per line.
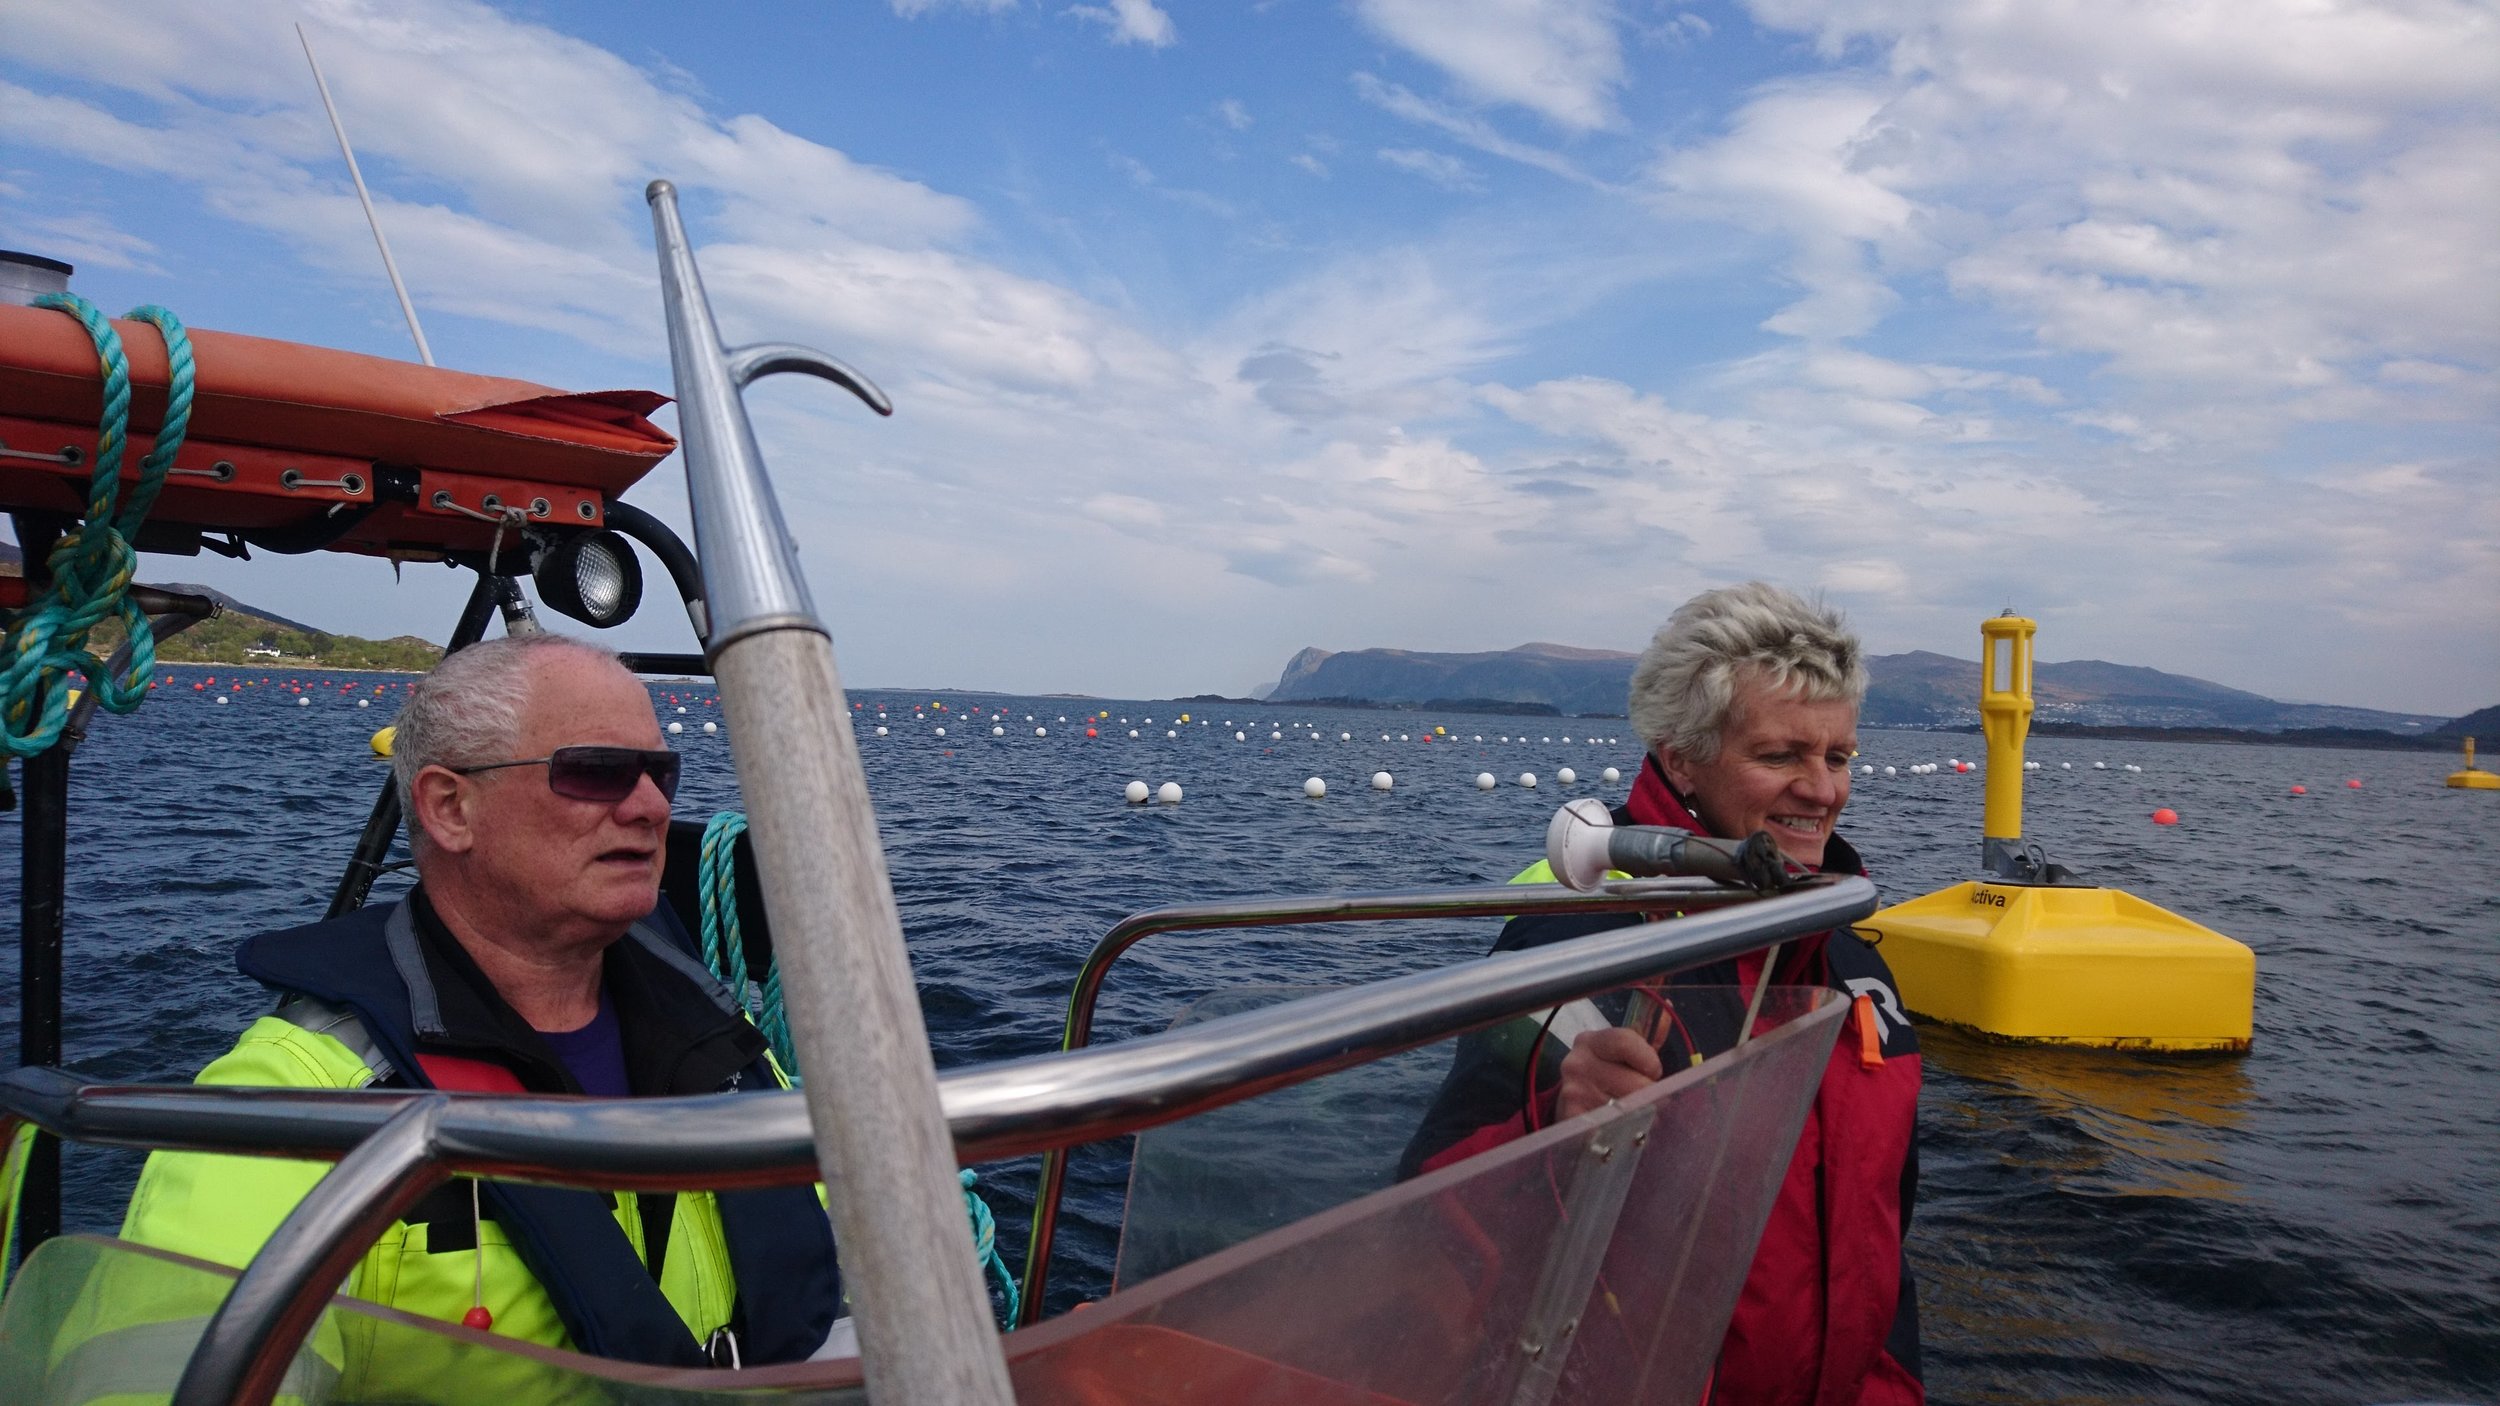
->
[2447, 736, 2499, 790]
[1865, 612, 2257, 1052]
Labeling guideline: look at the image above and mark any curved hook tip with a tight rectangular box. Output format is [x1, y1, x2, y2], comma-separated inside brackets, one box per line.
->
[724, 342, 894, 418]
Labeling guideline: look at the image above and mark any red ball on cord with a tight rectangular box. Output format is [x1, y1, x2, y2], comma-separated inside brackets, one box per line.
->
[462, 1305, 493, 1331]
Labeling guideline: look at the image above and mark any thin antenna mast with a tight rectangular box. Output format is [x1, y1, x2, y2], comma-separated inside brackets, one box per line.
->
[296, 23, 434, 367]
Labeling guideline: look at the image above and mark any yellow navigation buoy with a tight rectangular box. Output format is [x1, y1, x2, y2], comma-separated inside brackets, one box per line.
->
[1865, 613, 2256, 1052]
[370, 726, 396, 759]
[2446, 736, 2499, 790]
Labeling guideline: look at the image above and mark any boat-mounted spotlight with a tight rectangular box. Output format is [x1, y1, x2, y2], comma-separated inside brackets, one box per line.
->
[533, 528, 644, 629]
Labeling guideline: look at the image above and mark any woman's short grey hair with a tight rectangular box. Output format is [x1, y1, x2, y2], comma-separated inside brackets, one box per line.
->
[392, 634, 621, 853]
[1627, 582, 1867, 763]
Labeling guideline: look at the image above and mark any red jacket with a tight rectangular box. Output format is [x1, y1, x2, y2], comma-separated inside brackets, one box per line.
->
[1398, 759, 1923, 1406]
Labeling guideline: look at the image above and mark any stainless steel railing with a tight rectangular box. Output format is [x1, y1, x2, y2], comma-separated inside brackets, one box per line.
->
[1016, 875, 1802, 1323]
[0, 875, 1873, 1406]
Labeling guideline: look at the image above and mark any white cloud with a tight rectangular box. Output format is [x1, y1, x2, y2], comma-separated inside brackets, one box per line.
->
[890, 0, 1015, 13]
[1354, 0, 1625, 132]
[1352, 72, 1601, 186]
[3, 0, 2486, 709]
[1215, 98, 1252, 131]
[1067, 0, 1176, 48]
[10, 209, 162, 272]
[1083, 493, 1167, 530]
[1378, 147, 1484, 193]
[1652, 0, 2500, 439]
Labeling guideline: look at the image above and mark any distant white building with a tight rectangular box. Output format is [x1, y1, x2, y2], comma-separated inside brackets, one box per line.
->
[245, 645, 281, 659]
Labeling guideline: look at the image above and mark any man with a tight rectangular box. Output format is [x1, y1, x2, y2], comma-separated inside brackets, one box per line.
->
[121, 634, 842, 1371]
[1400, 582, 1923, 1406]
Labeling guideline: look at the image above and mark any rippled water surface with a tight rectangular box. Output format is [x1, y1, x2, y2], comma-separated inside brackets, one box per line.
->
[3, 675, 2493, 1404]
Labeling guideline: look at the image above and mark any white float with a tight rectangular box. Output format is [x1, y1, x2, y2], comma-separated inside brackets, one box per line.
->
[1518, 772, 1538, 788]
[875, 726, 888, 736]
[1476, 772, 1496, 790]
[667, 721, 683, 735]
[1558, 767, 1577, 785]
[1035, 727, 1048, 737]
[992, 726, 1005, 736]
[1371, 771, 1393, 791]
[1601, 766, 1620, 783]
[1303, 777, 1326, 798]
[934, 727, 946, 738]
[703, 721, 718, 735]
[1157, 781, 1182, 805]
[1125, 780, 1150, 804]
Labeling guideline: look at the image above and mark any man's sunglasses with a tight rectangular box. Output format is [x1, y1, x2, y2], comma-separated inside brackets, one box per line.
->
[449, 746, 681, 804]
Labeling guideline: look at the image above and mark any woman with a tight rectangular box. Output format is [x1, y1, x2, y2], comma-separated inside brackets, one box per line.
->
[1400, 581, 1924, 1406]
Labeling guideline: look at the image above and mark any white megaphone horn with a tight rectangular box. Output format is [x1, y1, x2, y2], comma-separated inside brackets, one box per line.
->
[1543, 799, 1788, 892]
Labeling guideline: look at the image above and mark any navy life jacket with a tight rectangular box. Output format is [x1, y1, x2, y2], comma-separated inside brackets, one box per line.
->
[238, 898, 843, 1366]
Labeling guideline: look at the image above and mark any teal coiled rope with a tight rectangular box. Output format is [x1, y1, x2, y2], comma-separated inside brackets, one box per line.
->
[695, 810, 798, 1074]
[695, 809, 1019, 1326]
[1, 294, 192, 757]
[959, 1167, 1021, 1327]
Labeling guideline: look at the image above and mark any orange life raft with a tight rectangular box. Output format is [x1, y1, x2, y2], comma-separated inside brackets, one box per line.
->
[0, 303, 675, 558]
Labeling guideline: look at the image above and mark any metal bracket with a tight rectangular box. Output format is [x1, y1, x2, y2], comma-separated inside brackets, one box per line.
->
[1980, 835, 2080, 886]
[1497, 1101, 1659, 1406]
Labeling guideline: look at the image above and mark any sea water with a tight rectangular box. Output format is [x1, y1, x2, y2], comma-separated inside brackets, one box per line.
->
[1, 677, 2492, 1404]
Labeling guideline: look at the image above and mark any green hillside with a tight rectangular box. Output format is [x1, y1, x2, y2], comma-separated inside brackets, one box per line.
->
[3, 565, 442, 673]
[94, 610, 443, 672]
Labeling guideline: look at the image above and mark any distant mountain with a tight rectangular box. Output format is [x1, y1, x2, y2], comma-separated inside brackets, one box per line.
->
[1261, 642, 2453, 733]
[1869, 655, 2447, 732]
[1266, 643, 1640, 716]
[0, 542, 332, 637]
[148, 583, 331, 638]
[2434, 703, 2500, 739]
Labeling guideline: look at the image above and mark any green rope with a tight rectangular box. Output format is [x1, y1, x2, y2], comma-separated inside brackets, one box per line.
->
[959, 1168, 1021, 1327]
[696, 811, 797, 1076]
[1, 295, 192, 757]
[697, 810, 1019, 1327]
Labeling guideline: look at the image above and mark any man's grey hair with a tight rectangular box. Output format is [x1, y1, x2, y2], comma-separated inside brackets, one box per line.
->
[1627, 582, 1868, 763]
[392, 634, 622, 854]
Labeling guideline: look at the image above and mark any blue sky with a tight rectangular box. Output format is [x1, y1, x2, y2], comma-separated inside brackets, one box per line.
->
[4, 0, 2494, 712]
